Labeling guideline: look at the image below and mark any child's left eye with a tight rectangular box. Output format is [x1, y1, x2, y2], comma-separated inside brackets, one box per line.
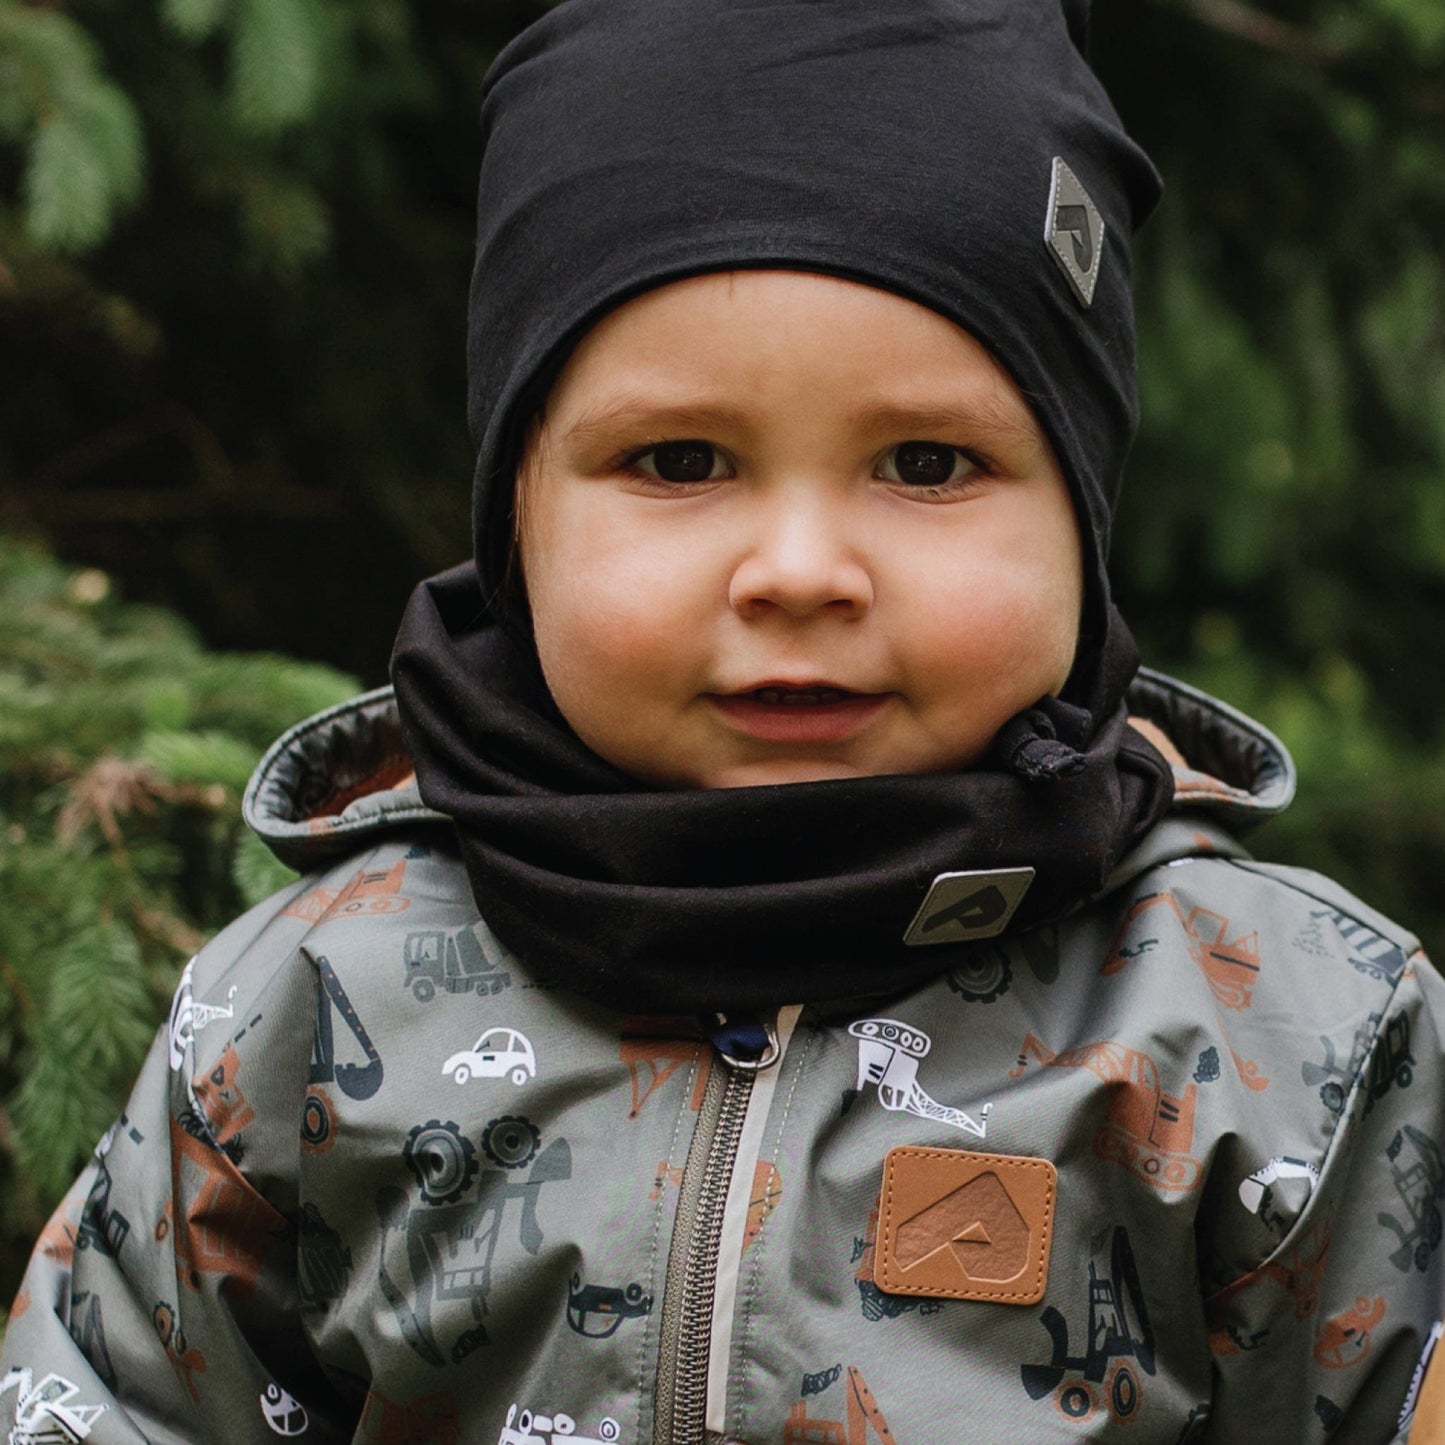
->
[876, 441, 978, 489]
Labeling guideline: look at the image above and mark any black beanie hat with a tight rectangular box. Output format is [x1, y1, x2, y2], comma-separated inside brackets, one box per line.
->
[465, 0, 1162, 672]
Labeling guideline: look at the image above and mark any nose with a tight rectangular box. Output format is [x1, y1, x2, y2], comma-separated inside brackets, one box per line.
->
[727, 493, 873, 620]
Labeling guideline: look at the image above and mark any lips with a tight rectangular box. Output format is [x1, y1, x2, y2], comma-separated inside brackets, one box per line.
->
[746, 685, 856, 706]
[709, 683, 889, 744]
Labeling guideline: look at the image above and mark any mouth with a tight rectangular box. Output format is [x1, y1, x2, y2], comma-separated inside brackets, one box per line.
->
[708, 683, 890, 744]
[742, 685, 859, 706]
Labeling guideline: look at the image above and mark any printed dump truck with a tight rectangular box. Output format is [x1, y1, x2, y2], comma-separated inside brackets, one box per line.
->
[403, 927, 511, 1002]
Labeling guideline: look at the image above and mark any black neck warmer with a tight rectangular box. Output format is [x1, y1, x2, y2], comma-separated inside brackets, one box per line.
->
[393, 565, 1172, 1014]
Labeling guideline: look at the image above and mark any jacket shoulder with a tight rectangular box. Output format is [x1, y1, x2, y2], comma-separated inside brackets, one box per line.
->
[1230, 858, 1423, 962]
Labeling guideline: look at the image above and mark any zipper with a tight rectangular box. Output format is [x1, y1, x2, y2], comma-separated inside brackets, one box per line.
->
[653, 1015, 786, 1445]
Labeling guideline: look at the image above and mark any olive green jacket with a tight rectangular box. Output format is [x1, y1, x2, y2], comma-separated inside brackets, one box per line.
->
[3, 673, 1442, 1444]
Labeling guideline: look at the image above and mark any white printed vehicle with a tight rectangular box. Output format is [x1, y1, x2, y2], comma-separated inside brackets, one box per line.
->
[496, 1404, 620, 1445]
[444, 1027, 536, 1086]
[0, 1367, 106, 1444]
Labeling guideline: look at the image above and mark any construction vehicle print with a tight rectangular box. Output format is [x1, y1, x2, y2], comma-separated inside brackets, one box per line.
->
[377, 1125, 572, 1366]
[1307, 908, 1409, 985]
[284, 859, 412, 926]
[1364, 1014, 1415, 1110]
[297, 1202, 353, 1315]
[0, 1368, 107, 1445]
[403, 926, 511, 1002]
[166, 958, 237, 1073]
[76, 1161, 130, 1260]
[1314, 1295, 1387, 1370]
[1103, 893, 1262, 1011]
[1303, 1014, 1379, 1116]
[1102, 894, 1269, 1090]
[1379, 1125, 1445, 1272]
[259, 1383, 309, 1437]
[1213, 1215, 1332, 1336]
[357, 1387, 462, 1445]
[850, 1206, 942, 1322]
[618, 1018, 710, 1120]
[1304, 1011, 1415, 1119]
[495, 1405, 621, 1445]
[153, 1301, 206, 1404]
[1021, 1225, 1156, 1423]
[157, 1115, 284, 1296]
[76, 1115, 143, 1258]
[1238, 1156, 1320, 1237]
[849, 1018, 990, 1139]
[310, 954, 384, 1102]
[782, 1365, 898, 1445]
[1011, 1034, 1202, 1194]
[565, 1275, 652, 1338]
[190, 1042, 256, 1147]
[946, 947, 1012, 1003]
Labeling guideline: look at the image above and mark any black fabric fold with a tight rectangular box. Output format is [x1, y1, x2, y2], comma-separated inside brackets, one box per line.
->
[392, 563, 1173, 1014]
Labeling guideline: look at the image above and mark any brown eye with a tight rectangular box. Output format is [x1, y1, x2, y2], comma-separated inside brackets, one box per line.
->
[880, 441, 975, 487]
[636, 441, 724, 483]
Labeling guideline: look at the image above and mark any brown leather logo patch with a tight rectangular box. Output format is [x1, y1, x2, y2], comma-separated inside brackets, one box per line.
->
[875, 1147, 1056, 1305]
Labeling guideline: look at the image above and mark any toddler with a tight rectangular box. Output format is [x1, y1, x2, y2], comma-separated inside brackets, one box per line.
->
[3, 2, 1442, 1442]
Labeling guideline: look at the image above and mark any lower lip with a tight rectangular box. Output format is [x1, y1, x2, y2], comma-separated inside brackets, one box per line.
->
[708, 693, 890, 744]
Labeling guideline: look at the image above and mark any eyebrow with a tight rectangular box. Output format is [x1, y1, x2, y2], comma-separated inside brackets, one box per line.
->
[558, 390, 1040, 448]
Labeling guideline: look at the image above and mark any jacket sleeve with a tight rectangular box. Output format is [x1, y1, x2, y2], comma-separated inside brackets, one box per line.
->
[0, 883, 359, 1444]
[1203, 949, 1445, 1444]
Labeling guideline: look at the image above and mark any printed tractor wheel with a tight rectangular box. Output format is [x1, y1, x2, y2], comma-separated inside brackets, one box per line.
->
[1398, 1062, 1415, 1089]
[483, 1114, 541, 1169]
[599, 1421, 621, 1443]
[551, 1414, 576, 1436]
[403, 1119, 479, 1205]
[624, 1282, 645, 1304]
[1320, 1081, 1345, 1115]
[1108, 1362, 1140, 1420]
[452, 1064, 471, 1085]
[412, 978, 436, 1003]
[510, 1065, 530, 1086]
[300, 1089, 337, 1154]
[1054, 1381, 1096, 1421]
[947, 950, 1011, 1003]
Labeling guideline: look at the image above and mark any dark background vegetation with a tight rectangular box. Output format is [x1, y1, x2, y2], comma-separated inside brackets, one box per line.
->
[1, 0, 1442, 1312]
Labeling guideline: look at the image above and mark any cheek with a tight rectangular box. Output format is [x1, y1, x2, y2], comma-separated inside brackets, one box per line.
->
[908, 513, 1083, 693]
[523, 500, 698, 700]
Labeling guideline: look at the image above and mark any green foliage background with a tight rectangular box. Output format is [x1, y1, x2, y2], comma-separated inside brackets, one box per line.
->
[0, 0, 1443, 1319]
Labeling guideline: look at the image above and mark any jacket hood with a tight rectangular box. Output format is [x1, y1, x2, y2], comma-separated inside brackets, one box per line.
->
[242, 667, 1295, 874]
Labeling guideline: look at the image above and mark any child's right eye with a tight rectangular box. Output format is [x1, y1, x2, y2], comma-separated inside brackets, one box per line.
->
[626, 440, 730, 483]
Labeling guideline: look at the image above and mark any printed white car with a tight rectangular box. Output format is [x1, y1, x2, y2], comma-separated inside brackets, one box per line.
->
[443, 1027, 536, 1086]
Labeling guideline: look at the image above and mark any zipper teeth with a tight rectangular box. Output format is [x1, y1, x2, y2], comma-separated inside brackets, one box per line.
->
[669, 1064, 754, 1445]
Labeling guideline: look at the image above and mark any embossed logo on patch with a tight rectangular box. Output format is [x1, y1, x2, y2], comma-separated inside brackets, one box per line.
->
[875, 1147, 1055, 1304]
[902, 867, 1035, 946]
[1045, 156, 1105, 308]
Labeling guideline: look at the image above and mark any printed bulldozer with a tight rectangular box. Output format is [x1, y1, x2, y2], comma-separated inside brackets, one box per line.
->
[1021, 1225, 1156, 1423]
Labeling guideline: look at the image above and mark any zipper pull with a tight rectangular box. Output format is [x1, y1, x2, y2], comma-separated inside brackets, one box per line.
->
[708, 1012, 781, 1072]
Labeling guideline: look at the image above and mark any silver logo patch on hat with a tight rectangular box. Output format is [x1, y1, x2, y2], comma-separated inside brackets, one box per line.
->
[1045, 157, 1105, 308]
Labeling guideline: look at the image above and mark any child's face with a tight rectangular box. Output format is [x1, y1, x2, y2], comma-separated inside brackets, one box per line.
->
[516, 270, 1082, 789]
